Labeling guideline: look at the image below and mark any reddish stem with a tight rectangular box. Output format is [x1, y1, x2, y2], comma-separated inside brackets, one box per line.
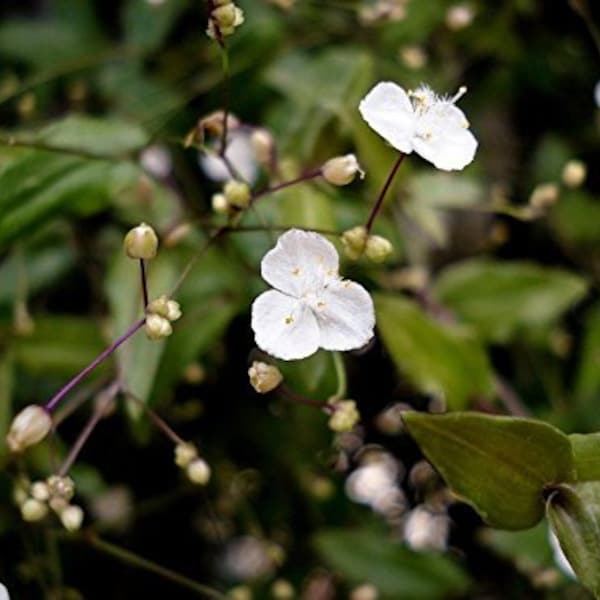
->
[365, 153, 406, 233]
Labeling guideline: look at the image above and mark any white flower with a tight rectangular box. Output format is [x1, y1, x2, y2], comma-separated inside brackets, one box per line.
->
[0, 583, 9, 600]
[251, 229, 375, 360]
[359, 81, 478, 171]
[199, 129, 258, 183]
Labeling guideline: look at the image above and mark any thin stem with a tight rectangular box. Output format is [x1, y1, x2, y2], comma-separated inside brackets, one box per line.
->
[218, 47, 231, 157]
[251, 169, 323, 204]
[75, 533, 227, 599]
[279, 385, 332, 413]
[139, 259, 149, 309]
[57, 381, 121, 477]
[365, 153, 406, 233]
[331, 352, 347, 401]
[44, 319, 145, 413]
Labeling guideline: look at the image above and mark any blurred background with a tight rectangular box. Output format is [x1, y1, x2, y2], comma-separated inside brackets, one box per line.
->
[0, 0, 600, 598]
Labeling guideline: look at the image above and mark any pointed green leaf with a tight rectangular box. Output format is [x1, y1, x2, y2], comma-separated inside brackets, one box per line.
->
[403, 412, 574, 529]
[547, 482, 600, 597]
[569, 433, 600, 482]
[374, 294, 493, 409]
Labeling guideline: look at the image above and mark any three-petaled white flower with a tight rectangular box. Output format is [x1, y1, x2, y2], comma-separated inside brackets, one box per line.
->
[251, 229, 375, 360]
[359, 81, 478, 171]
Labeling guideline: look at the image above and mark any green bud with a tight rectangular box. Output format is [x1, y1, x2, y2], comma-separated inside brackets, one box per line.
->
[365, 234, 393, 263]
[145, 314, 173, 340]
[123, 222, 159, 260]
[322, 154, 364, 186]
[224, 180, 251, 208]
[328, 399, 360, 432]
[248, 361, 283, 393]
[341, 226, 368, 260]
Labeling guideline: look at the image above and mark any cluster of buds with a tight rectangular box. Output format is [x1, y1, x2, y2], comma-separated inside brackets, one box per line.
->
[174, 442, 211, 485]
[16, 475, 84, 531]
[248, 361, 283, 394]
[123, 222, 158, 260]
[6, 405, 52, 453]
[213, 179, 252, 214]
[359, 0, 408, 25]
[341, 226, 393, 262]
[145, 295, 182, 340]
[327, 399, 361, 433]
[322, 154, 364, 186]
[207, 0, 245, 41]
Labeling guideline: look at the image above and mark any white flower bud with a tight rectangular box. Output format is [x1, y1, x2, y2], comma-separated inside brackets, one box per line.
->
[224, 180, 251, 209]
[6, 405, 52, 453]
[562, 160, 587, 188]
[529, 182, 560, 210]
[207, 4, 244, 39]
[13, 479, 29, 506]
[271, 579, 295, 599]
[228, 586, 253, 600]
[49, 496, 69, 514]
[30, 481, 50, 502]
[123, 222, 159, 260]
[248, 361, 283, 394]
[212, 193, 229, 214]
[175, 442, 198, 468]
[350, 583, 379, 600]
[365, 235, 393, 263]
[400, 45, 427, 70]
[145, 314, 173, 340]
[186, 458, 211, 485]
[60, 504, 84, 532]
[341, 226, 368, 260]
[250, 128, 275, 165]
[403, 506, 449, 551]
[47, 475, 75, 502]
[328, 400, 360, 433]
[446, 4, 475, 30]
[147, 295, 182, 322]
[322, 154, 364, 186]
[21, 498, 48, 522]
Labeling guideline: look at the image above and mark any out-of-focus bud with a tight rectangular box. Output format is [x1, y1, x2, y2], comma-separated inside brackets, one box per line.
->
[322, 154, 365, 186]
[562, 159, 587, 188]
[399, 45, 427, 70]
[145, 314, 173, 340]
[207, 4, 244, 39]
[529, 182, 560, 210]
[248, 361, 283, 394]
[140, 145, 172, 179]
[271, 579, 294, 599]
[200, 110, 240, 140]
[341, 226, 368, 260]
[6, 405, 52, 453]
[47, 475, 75, 502]
[446, 4, 475, 30]
[268, 0, 296, 9]
[13, 301, 35, 336]
[212, 193, 229, 214]
[187, 458, 211, 485]
[175, 442, 198, 468]
[403, 506, 449, 551]
[224, 180, 251, 209]
[228, 586, 253, 600]
[328, 400, 360, 433]
[123, 222, 159, 260]
[13, 479, 29, 506]
[30, 481, 50, 502]
[350, 583, 379, 600]
[21, 498, 48, 522]
[251, 128, 275, 166]
[365, 235, 393, 263]
[147, 295, 182, 322]
[60, 504, 84, 532]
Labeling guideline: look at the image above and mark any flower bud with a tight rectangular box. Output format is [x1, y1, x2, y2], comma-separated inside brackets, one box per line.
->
[175, 442, 198, 468]
[341, 226, 368, 260]
[403, 506, 449, 551]
[21, 498, 48, 522]
[212, 193, 229, 214]
[49, 497, 69, 513]
[322, 154, 364, 186]
[194, 111, 240, 143]
[6, 405, 52, 453]
[207, 4, 244, 39]
[147, 295, 182, 322]
[350, 583, 379, 600]
[145, 314, 173, 340]
[251, 128, 275, 166]
[328, 400, 360, 433]
[224, 180, 251, 209]
[60, 504, 84, 532]
[47, 475, 75, 502]
[248, 361, 283, 394]
[562, 159, 587, 188]
[529, 182, 559, 210]
[123, 222, 159, 260]
[30, 481, 50, 502]
[271, 579, 294, 599]
[446, 4, 475, 30]
[13, 479, 29, 506]
[187, 458, 211, 485]
[365, 235, 393, 263]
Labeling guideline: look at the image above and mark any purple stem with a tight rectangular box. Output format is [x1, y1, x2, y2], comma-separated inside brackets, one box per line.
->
[251, 169, 323, 204]
[140, 259, 149, 309]
[44, 318, 146, 413]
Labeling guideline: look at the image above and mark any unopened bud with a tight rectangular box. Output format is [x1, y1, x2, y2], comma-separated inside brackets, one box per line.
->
[271, 579, 295, 599]
[248, 361, 283, 394]
[228, 586, 253, 600]
[49, 496, 69, 514]
[163, 222, 192, 248]
[322, 154, 364, 186]
[13, 479, 29, 506]
[212, 193, 229, 214]
[147, 295, 182, 322]
[403, 506, 449, 551]
[365, 235, 393, 263]
[6, 405, 52, 453]
[145, 314, 173, 340]
[251, 128, 275, 165]
[124, 222, 158, 260]
[47, 475, 75, 502]
[446, 4, 475, 30]
[30, 481, 50, 502]
[21, 498, 48, 522]
[192, 111, 240, 144]
[529, 182, 560, 210]
[400, 45, 427, 70]
[207, 4, 244, 39]
[224, 180, 251, 208]
[60, 504, 84, 532]
[175, 442, 198, 468]
[562, 160, 587, 188]
[328, 399, 360, 433]
[350, 583, 379, 600]
[341, 226, 368, 260]
[187, 458, 211, 485]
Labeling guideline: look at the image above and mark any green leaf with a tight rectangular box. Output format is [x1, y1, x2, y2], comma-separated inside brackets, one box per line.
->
[314, 527, 470, 599]
[547, 482, 600, 597]
[403, 412, 574, 529]
[569, 433, 600, 482]
[278, 183, 336, 231]
[433, 259, 587, 343]
[374, 294, 494, 409]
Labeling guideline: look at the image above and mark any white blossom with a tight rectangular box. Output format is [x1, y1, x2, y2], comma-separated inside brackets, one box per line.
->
[359, 81, 477, 171]
[199, 130, 258, 183]
[0, 583, 9, 600]
[251, 229, 375, 360]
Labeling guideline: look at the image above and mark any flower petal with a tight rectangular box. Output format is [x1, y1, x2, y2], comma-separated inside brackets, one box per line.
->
[413, 103, 478, 171]
[261, 229, 339, 297]
[359, 82, 416, 154]
[251, 290, 320, 360]
[315, 279, 375, 351]
[199, 130, 258, 183]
